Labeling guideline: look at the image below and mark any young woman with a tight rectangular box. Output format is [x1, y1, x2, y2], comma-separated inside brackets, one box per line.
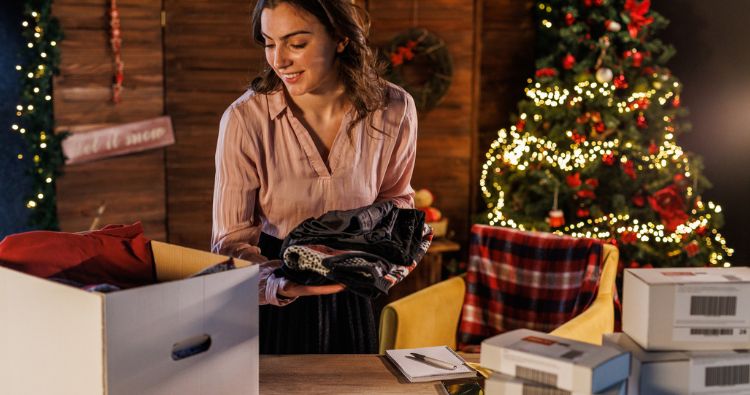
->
[211, 0, 417, 354]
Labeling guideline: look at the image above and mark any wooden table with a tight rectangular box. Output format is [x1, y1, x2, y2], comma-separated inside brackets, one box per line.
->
[260, 354, 479, 394]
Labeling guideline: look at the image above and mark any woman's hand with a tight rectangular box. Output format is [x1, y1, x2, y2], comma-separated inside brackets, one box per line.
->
[277, 280, 346, 298]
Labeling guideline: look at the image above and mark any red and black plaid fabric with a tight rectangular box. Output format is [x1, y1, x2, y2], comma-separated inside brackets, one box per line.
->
[458, 225, 605, 351]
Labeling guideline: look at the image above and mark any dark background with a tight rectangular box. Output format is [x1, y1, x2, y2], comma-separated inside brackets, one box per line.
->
[656, 0, 750, 264]
[0, 0, 32, 239]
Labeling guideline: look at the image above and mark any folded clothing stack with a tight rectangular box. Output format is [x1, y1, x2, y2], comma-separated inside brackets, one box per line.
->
[276, 200, 433, 298]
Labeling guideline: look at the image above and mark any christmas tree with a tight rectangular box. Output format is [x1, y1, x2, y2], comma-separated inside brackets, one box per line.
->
[480, 0, 733, 268]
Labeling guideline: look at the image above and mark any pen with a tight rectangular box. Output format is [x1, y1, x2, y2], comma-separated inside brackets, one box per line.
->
[409, 352, 457, 370]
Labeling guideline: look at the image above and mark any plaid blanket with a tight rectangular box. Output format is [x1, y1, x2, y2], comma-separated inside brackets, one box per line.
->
[458, 225, 605, 350]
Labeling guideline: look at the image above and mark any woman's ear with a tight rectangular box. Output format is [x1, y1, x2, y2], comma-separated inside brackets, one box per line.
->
[336, 37, 350, 53]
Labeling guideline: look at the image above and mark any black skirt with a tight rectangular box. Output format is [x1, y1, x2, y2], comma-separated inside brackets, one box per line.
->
[258, 233, 378, 354]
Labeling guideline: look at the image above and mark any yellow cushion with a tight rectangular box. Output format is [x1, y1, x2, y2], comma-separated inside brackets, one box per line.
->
[549, 243, 619, 345]
[378, 275, 466, 354]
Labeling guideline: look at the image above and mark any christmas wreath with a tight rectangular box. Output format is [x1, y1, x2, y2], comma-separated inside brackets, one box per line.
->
[383, 28, 453, 113]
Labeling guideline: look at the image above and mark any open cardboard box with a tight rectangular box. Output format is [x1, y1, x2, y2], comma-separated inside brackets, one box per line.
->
[0, 240, 259, 395]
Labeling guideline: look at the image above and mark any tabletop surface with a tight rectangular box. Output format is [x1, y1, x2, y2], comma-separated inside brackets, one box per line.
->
[260, 353, 480, 394]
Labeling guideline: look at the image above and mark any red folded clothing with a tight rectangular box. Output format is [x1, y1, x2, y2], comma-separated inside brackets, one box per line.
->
[0, 222, 156, 289]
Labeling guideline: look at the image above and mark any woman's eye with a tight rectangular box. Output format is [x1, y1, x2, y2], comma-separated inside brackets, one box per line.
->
[264, 43, 275, 49]
[290, 43, 307, 49]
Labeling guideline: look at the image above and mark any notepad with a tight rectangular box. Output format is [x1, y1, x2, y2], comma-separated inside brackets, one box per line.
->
[385, 346, 477, 383]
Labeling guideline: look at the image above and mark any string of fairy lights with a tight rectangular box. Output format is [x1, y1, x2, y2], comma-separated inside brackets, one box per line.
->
[10, 1, 65, 229]
[480, 77, 735, 266]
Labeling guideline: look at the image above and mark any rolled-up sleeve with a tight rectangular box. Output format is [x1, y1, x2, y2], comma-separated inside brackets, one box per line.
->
[377, 93, 417, 209]
[211, 105, 266, 263]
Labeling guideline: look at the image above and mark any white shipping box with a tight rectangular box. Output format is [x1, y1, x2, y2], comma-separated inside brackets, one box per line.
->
[480, 329, 630, 393]
[485, 372, 627, 395]
[623, 267, 750, 350]
[0, 240, 260, 395]
[604, 332, 750, 395]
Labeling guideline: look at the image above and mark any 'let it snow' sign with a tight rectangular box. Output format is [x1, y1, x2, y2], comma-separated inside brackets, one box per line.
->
[62, 116, 175, 164]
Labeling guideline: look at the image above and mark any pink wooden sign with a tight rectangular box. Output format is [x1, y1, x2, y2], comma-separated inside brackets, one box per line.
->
[62, 116, 175, 164]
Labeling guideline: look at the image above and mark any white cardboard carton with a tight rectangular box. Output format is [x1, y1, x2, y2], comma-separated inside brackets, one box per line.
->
[0, 240, 259, 395]
[484, 372, 627, 395]
[480, 329, 630, 393]
[623, 267, 750, 350]
[604, 332, 750, 395]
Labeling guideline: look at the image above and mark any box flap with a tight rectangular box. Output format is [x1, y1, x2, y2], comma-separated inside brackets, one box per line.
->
[627, 267, 750, 285]
[152, 240, 250, 281]
[0, 267, 105, 394]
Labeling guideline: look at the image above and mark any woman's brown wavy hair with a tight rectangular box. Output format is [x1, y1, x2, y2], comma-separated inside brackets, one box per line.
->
[250, 0, 389, 135]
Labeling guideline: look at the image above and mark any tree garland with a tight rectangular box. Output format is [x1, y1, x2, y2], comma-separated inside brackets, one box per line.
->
[384, 28, 453, 113]
[11, 0, 65, 229]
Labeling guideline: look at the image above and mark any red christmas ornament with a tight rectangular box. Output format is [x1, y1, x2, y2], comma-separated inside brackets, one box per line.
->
[535, 68, 558, 78]
[673, 95, 681, 108]
[576, 189, 596, 199]
[642, 263, 654, 268]
[562, 53, 576, 70]
[566, 173, 582, 188]
[684, 240, 700, 257]
[594, 122, 606, 133]
[565, 13, 575, 26]
[648, 141, 658, 155]
[547, 209, 565, 228]
[622, 160, 636, 180]
[621, 231, 638, 244]
[649, 184, 689, 232]
[696, 226, 707, 236]
[516, 119, 526, 131]
[636, 113, 648, 129]
[624, 0, 654, 39]
[614, 74, 628, 89]
[628, 261, 640, 269]
[576, 207, 590, 218]
[632, 193, 646, 207]
[571, 131, 586, 144]
[642, 66, 655, 75]
[602, 153, 616, 166]
[585, 178, 599, 188]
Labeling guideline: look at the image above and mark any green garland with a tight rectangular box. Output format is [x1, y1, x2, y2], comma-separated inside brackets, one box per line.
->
[384, 28, 453, 113]
[12, 0, 66, 229]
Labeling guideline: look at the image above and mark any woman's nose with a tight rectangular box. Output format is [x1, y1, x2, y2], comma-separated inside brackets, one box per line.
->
[273, 46, 291, 70]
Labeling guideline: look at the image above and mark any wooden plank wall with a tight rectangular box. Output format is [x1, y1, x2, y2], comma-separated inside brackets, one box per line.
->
[54, 0, 166, 240]
[368, 0, 478, 249]
[163, 0, 260, 249]
[54, 0, 536, 254]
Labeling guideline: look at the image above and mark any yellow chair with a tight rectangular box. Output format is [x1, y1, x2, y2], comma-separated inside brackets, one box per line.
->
[378, 243, 619, 353]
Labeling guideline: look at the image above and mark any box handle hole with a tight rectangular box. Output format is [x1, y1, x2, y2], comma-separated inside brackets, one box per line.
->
[171, 334, 212, 361]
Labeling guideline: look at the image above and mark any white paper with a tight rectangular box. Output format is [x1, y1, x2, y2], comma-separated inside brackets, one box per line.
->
[385, 346, 473, 380]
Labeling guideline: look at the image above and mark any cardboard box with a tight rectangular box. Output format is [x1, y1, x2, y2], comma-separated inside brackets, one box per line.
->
[484, 372, 627, 395]
[604, 332, 750, 395]
[480, 329, 630, 393]
[0, 241, 260, 395]
[623, 267, 750, 350]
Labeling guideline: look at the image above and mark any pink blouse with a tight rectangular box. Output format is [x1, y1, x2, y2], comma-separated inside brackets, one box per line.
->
[211, 83, 417, 305]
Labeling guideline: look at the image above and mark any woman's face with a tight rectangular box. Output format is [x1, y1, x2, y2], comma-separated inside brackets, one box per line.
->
[261, 3, 346, 97]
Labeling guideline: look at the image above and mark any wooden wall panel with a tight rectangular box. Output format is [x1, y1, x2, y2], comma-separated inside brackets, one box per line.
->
[164, 0, 259, 248]
[369, 0, 478, 249]
[54, 0, 166, 239]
